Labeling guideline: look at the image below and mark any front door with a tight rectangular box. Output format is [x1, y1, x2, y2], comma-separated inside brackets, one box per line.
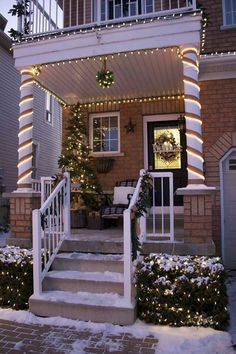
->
[147, 120, 187, 206]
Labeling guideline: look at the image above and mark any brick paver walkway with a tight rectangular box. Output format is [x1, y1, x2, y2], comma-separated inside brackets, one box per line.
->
[0, 319, 158, 354]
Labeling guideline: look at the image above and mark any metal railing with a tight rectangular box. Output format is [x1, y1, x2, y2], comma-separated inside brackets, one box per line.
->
[32, 172, 70, 295]
[123, 170, 174, 304]
[18, 0, 197, 37]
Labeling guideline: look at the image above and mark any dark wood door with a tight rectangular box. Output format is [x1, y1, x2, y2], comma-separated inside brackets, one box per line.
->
[147, 120, 187, 206]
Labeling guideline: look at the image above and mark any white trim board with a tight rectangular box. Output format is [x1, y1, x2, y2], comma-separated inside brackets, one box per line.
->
[219, 147, 236, 263]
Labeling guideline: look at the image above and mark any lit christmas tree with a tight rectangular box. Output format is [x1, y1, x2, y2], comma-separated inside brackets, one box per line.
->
[58, 104, 102, 211]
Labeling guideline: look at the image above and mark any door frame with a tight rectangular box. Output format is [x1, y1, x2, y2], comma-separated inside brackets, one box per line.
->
[143, 114, 183, 170]
[220, 147, 236, 262]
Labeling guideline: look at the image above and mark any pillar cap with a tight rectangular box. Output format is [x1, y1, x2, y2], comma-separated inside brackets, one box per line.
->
[176, 184, 216, 196]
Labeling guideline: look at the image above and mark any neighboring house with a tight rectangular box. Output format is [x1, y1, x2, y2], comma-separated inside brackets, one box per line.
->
[0, 13, 62, 227]
[7, 0, 236, 323]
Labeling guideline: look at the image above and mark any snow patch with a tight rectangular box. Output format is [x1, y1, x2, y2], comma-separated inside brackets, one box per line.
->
[0, 309, 233, 354]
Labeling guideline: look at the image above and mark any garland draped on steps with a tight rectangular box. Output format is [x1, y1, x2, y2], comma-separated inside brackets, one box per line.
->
[131, 171, 152, 261]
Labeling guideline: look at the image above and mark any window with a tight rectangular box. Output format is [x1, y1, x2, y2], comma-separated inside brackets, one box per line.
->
[90, 113, 120, 154]
[45, 92, 53, 124]
[223, 0, 236, 26]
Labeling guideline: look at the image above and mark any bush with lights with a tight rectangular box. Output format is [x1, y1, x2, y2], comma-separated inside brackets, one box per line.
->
[136, 254, 229, 330]
[0, 246, 33, 310]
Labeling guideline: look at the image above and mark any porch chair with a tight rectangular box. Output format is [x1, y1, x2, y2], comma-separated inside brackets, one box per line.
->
[101, 179, 137, 219]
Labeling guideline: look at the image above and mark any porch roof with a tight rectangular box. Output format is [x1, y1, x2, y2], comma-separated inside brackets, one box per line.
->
[35, 47, 184, 105]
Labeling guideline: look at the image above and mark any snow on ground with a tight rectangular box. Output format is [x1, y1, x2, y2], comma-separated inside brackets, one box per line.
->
[0, 308, 234, 354]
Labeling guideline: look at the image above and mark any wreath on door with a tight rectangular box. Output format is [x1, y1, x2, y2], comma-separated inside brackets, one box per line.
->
[153, 131, 181, 163]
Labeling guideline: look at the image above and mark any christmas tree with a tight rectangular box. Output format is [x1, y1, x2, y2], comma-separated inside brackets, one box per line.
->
[58, 104, 102, 211]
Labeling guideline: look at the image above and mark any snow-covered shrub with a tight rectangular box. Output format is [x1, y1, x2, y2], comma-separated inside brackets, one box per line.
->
[136, 254, 229, 330]
[0, 246, 33, 310]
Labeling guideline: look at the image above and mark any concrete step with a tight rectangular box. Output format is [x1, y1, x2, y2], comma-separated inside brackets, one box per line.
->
[61, 239, 123, 254]
[52, 253, 124, 273]
[43, 270, 124, 295]
[29, 291, 136, 325]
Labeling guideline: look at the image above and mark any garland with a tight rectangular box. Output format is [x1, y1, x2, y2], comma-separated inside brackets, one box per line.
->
[131, 171, 152, 260]
[153, 131, 181, 163]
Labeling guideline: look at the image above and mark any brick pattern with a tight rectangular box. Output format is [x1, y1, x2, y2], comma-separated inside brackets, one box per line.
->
[200, 0, 236, 54]
[0, 319, 158, 354]
[9, 195, 40, 240]
[63, 100, 184, 191]
[183, 194, 213, 244]
[201, 78, 236, 253]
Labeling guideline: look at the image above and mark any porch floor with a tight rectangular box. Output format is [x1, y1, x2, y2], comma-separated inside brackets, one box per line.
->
[67, 215, 215, 256]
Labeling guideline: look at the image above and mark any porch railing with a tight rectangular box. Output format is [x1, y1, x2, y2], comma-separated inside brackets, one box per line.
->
[32, 172, 70, 296]
[19, 0, 197, 37]
[123, 170, 174, 305]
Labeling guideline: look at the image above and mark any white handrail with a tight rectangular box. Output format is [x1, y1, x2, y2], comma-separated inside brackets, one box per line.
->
[123, 170, 174, 305]
[32, 172, 70, 296]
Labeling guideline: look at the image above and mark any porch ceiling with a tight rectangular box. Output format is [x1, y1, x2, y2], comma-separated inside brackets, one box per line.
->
[36, 47, 184, 105]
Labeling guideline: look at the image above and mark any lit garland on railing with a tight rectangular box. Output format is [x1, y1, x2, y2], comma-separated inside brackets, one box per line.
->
[12, 11, 202, 44]
[131, 171, 152, 261]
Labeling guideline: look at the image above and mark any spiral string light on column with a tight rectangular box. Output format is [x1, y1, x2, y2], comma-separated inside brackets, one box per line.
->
[182, 48, 205, 184]
[17, 70, 34, 188]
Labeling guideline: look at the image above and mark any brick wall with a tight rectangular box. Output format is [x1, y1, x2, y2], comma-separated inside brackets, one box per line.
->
[183, 194, 213, 244]
[201, 0, 236, 53]
[9, 194, 41, 247]
[63, 99, 184, 191]
[200, 78, 236, 253]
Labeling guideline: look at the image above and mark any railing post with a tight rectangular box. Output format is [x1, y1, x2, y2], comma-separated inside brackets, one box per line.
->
[64, 172, 71, 237]
[97, 0, 101, 24]
[17, 0, 23, 34]
[191, 0, 197, 10]
[33, 209, 42, 296]
[123, 209, 132, 306]
[140, 214, 146, 242]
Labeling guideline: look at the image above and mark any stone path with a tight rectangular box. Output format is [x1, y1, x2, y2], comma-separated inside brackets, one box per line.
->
[0, 319, 158, 354]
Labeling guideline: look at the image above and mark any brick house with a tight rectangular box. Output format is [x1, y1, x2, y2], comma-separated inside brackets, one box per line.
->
[7, 0, 236, 323]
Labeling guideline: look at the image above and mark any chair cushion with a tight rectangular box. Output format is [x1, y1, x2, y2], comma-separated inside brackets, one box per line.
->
[113, 186, 135, 205]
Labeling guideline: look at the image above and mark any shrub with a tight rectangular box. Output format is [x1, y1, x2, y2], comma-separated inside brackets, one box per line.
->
[136, 253, 229, 330]
[0, 246, 33, 310]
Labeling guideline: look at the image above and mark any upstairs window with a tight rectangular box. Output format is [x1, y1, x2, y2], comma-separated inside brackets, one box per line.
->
[223, 0, 236, 26]
[100, 0, 154, 20]
[90, 113, 120, 154]
[45, 92, 53, 124]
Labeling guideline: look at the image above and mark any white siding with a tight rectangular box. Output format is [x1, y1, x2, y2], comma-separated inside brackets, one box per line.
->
[0, 45, 20, 192]
[32, 87, 62, 178]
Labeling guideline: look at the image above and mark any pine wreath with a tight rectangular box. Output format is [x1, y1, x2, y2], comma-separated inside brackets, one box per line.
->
[153, 131, 181, 163]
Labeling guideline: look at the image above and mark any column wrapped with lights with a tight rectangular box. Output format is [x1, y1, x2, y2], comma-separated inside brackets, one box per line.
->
[17, 69, 34, 189]
[182, 47, 205, 184]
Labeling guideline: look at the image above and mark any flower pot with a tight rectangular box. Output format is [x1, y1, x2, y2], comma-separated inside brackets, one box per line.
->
[95, 158, 114, 174]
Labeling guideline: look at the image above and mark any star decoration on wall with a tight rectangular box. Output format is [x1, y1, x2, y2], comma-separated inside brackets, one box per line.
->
[125, 117, 136, 133]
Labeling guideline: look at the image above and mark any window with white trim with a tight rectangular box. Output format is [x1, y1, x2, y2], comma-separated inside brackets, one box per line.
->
[90, 113, 120, 154]
[45, 92, 53, 124]
[223, 0, 236, 26]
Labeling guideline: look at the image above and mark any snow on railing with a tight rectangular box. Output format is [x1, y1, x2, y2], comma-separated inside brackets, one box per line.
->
[32, 172, 70, 295]
[19, 0, 197, 37]
[123, 170, 174, 305]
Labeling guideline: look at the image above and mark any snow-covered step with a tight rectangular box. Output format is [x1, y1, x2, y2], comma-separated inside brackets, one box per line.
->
[29, 291, 136, 325]
[52, 253, 124, 273]
[60, 239, 123, 254]
[43, 270, 124, 295]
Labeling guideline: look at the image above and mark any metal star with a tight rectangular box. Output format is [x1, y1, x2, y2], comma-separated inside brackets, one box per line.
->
[125, 117, 136, 133]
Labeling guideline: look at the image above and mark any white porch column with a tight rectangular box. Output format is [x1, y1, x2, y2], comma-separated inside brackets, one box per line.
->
[182, 47, 205, 185]
[17, 69, 34, 190]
